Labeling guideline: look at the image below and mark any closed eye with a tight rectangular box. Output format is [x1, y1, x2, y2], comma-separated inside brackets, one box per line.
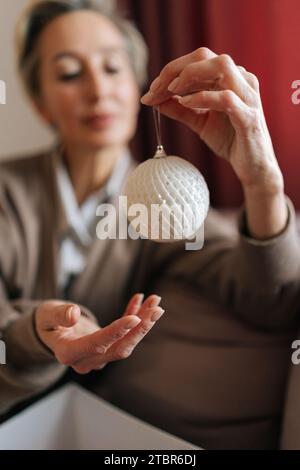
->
[59, 72, 81, 81]
[105, 65, 121, 75]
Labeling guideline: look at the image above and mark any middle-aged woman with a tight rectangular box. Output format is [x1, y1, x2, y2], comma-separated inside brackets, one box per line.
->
[1, 0, 300, 449]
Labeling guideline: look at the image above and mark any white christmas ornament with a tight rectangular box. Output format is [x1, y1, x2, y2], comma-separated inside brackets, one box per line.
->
[123, 109, 210, 242]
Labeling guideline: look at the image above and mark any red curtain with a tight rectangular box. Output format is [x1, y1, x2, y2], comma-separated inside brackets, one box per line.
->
[119, 0, 300, 209]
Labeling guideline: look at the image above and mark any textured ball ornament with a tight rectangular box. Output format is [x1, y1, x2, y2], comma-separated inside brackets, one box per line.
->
[123, 147, 210, 242]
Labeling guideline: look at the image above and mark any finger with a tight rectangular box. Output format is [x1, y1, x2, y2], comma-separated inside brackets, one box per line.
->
[100, 306, 165, 365]
[123, 293, 144, 317]
[134, 294, 162, 318]
[178, 89, 252, 130]
[168, 55, 253, 102]
[73, 306, 165, 373]
[238, 66, 260, 92]
[141, 47, 217, 104]
[73, 294, 161, 373]
[143, 55, 254, 106]
[123, 293, 160, 318]
[40, 303, 81, 331]
[158, 96, 209, 135]
[59, 315, 142, 365]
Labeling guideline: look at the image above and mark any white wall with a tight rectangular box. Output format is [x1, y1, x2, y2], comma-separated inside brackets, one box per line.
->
[0, 0, 54, 160]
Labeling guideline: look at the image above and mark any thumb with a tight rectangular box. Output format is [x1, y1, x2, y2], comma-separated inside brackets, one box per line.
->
[38, 302, 81, 331]
[58, 304, 81, 328]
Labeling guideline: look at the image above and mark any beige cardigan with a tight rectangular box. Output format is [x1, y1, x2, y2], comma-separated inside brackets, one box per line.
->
[0, 148, 300, 449]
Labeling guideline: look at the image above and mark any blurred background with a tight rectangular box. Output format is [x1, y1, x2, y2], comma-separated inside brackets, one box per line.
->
[1, 0, 300, 208]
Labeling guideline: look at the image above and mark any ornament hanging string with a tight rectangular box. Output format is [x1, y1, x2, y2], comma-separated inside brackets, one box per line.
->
[153, 106, 166, 158]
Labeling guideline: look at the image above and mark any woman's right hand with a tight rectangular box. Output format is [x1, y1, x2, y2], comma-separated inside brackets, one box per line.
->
[34, 294, 164, 374]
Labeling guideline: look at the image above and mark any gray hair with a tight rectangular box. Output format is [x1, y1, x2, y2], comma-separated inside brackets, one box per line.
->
[15, 0, 149, 100]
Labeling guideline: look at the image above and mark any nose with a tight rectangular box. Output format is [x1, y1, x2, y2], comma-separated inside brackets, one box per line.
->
[84, 67, 111, 102]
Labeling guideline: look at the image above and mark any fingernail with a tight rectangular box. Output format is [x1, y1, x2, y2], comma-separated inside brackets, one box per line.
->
[151, 308, 165, 322]
[137, 293, 145, 303]
[141, 91, 154, 104]
[125, 316, 141, 329]
[67, 305, 79, 320]
[168, 77, 181, 93]
[150, 296, 161, 307]
[150, 77, 161, 92]
[179, 94, 192, 105]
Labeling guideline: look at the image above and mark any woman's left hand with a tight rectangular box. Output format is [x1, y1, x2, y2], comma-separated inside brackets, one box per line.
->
[141, 47, 283, 195]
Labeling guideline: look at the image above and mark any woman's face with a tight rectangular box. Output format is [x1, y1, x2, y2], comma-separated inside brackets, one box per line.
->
[36, 11, 141, 151]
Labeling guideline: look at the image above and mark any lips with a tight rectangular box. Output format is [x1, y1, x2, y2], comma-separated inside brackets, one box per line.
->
[82, 113, 117, 129]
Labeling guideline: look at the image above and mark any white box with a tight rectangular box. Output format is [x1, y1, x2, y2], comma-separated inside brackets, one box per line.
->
[0, 384, 199, 450]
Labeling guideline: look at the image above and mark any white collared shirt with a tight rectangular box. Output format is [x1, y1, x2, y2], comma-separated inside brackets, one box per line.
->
[55, 150, 132, 293]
